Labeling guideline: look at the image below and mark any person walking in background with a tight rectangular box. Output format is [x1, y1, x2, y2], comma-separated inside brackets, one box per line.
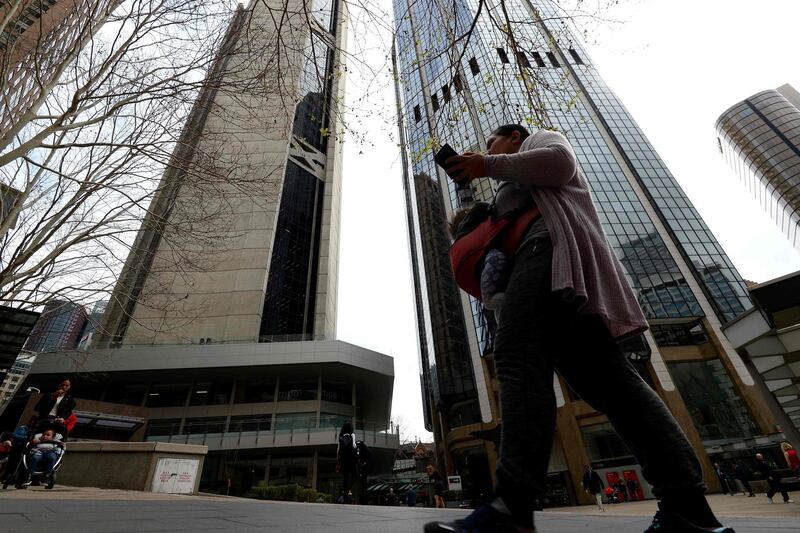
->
[406, 486, 418, 507]
[426, 464, 445, 508]
[755, 453, 794, 504]
[626, 475, 641, 502]
[615, 477, 628, 502]
[424, 125, 735, 533]
[733, 461, 755, 497]
[713, 463, 731, 495]
[581, 465, 605, 511]
[336, 422, 358, 504]
[782, 443, 800, 476]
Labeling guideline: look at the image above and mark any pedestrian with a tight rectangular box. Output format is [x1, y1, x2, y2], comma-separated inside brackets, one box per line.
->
[732, 461, 754, 497]
[781, 443, 800, 476]
[713, 463, 731, 495]
[386, 487, 398, 506]
[425, 464, 445, 508]
[336, 422, 358, 504]
[615, 478, 628, 502]
[424, 125, 734, 533]
[626, 476, 640, 502]
[581, 465, 605, 511]
[406, 486, 418, 507]
[755, 453, 794, 504]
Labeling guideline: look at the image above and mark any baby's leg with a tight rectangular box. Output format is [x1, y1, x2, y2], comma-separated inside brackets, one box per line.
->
[481, 249, 510, 310]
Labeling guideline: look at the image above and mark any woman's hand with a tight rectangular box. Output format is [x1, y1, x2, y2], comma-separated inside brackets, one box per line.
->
[446, 152, 485, 184]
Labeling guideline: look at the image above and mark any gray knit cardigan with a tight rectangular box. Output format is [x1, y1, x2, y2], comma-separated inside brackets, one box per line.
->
[484, 129, 648, 340]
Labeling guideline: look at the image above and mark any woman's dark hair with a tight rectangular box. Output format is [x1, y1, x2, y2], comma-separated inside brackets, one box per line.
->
[340, 422, 354, 436]
[492, 124, 531, 141]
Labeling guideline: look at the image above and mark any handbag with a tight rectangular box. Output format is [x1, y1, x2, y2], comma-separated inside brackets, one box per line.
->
[449, 203, 541, 299]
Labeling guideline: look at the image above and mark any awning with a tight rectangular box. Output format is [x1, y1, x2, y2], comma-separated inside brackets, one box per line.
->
[74, 410, 146, 431]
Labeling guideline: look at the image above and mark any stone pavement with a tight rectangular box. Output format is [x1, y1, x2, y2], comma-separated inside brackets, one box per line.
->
[0, 487, 798, 533]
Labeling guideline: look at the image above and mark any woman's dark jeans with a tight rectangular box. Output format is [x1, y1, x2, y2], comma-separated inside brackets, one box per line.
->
[493, 236, 704, 520]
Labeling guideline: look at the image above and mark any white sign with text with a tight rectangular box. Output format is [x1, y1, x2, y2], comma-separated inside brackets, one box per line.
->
[151, 457, 199, 494]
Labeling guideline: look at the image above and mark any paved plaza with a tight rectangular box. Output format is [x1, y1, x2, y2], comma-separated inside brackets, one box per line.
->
[0, 487, 798, 532]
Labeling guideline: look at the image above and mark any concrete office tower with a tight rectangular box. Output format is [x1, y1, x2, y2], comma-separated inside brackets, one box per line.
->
[25, 1, 398, 495]
[97, 1, 344, 347]
[716, 84, 800, 251]
[0, 0, 118, 144]
[394, 0, 789, 504]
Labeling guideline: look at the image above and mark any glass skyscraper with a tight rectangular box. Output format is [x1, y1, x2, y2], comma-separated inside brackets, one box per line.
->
[394, 0, 781, 503]
[716, 84, 800, 251]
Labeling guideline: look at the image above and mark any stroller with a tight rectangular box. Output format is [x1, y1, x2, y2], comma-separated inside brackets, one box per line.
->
[2, 415, 74, 490]
[20, 427, 66, 489]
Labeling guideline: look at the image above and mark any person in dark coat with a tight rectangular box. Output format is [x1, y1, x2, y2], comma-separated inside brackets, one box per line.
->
[755, 453, 794, 503]
[34, 378, 76, 437]
[336, 422, 358, 503]
[733, 461, 755, 497]
[581, 465, 605, 511]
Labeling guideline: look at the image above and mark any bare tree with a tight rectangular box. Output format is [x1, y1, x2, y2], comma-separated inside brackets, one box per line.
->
[0, 0, 626, 340]
[0, 0, 335, 324]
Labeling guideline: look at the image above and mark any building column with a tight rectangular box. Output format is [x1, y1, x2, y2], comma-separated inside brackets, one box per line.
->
[316, 376, 322, 428]
[554, 383, 594, 505]
[311, 451, 319, 490]
[264, 454, 271, 485]
[351, 382, 357, 425]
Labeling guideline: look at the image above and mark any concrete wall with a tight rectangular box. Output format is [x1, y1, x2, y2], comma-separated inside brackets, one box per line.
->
[57, 442, 207, 493]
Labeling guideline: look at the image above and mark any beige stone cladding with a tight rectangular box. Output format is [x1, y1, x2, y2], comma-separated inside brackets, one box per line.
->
[123, 0, 341, 345]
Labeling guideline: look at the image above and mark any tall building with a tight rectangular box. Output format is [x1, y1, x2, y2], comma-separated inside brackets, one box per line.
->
[0, 0, 118, 145]
[716, 84, 800, 251]
[76, 300, 107, 350]
[24, 300, 87, 353]
[24, 0, 398, 495]
[394, 0, 790, 504]
[0, 351, 35, 414]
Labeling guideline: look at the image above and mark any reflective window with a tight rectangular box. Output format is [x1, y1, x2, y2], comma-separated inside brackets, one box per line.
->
[183, 417, 227, 434]
[146, 418, 182, 437]
[229, 414, 272, 432]
[146, 384, 190, 408]
[234, 379, 276, 404]
[669, 359, 759, 443]
[580, 422, 633, 462]
[104, 385, 147, 406]
[275, 412, 316, 430]
[277, 377, 318, 401]
[189, 381, 232, 406]
[321, 380, 352, 404]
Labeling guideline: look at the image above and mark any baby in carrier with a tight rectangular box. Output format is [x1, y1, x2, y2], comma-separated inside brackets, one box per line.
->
[449, 205, 510, 310]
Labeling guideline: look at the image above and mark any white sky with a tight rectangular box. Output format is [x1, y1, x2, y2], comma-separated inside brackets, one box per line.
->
[336, 0, 800, 441]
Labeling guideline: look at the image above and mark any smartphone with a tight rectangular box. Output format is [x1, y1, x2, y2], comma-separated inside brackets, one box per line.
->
[434, 144, 465, 183]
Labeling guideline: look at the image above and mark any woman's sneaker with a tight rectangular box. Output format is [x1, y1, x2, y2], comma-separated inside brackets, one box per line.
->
[645, 507, 735, 533]
[424, 502, 535, 533]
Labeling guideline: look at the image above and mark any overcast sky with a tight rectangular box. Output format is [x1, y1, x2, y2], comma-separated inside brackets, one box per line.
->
[335, 0, 800, 441]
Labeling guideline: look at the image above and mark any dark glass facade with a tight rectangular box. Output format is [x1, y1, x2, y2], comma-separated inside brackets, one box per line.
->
[669, 359, 759, 444]
[394, 0, 752, 433]
[716, 87, 800, 251]
[260, 2, 338, 339]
